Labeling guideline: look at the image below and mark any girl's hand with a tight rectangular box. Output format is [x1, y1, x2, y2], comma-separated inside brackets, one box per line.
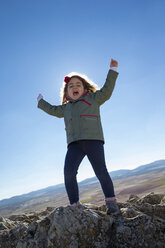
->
[37, 93, 43, 102]
[110, 58, 118, 68]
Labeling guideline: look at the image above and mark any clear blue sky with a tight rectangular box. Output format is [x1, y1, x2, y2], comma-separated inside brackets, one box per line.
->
[0, 0, 165, 200]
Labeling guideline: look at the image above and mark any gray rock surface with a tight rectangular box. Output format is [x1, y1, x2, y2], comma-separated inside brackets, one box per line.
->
[0, 192, 164, 248]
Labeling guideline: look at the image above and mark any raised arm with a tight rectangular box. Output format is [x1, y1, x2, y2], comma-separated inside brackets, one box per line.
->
[94, 59, 119, 105]
[37, 95, 65, 118]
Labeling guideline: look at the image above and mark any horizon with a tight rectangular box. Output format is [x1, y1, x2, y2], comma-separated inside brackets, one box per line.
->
[0, 159, 164, 201]
[1, 0, 165, 200]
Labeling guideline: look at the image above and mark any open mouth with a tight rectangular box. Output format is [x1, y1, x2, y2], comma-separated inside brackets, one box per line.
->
[73, 91, 79, 96]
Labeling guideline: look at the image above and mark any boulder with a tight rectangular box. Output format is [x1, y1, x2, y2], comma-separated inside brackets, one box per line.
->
[0, 192, 164, 248]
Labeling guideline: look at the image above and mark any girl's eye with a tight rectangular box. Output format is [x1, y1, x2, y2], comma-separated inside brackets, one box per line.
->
[69, 84, 81, 88]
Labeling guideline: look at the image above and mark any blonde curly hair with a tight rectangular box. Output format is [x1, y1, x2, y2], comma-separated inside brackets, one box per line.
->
[60, 72, 99, 104]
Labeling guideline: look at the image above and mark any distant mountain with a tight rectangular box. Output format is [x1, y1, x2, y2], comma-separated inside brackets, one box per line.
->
[0, 160, 164, 216]
[111, 159, 165, 179]
[0, 183, 65, 208]
[80, 159, 165, 183]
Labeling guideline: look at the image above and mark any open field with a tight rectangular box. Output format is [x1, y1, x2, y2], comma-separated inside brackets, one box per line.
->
[0, 162, 164, 216]
[88, 169, 165, 205]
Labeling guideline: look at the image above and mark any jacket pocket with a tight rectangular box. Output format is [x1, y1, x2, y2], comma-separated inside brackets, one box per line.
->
[80, 115, 99, 135]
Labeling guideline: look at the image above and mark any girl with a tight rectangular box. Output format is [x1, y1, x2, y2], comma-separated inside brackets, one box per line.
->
[37, 58, 120, 214]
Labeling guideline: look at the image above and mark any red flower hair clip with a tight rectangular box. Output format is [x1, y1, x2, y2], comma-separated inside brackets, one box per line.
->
[64, 76, 70, 84]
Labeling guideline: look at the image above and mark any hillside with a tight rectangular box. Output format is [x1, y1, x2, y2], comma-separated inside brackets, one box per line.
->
[0, 160, 164, 217]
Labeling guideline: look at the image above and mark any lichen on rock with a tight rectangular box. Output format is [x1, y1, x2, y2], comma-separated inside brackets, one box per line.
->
[0, 192, 164, 248]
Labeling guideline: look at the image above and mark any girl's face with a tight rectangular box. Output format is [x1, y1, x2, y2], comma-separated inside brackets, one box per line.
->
[67, 77, 85, 100]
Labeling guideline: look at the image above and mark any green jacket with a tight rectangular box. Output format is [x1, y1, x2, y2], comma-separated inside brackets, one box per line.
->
[38, 69, 118, 145]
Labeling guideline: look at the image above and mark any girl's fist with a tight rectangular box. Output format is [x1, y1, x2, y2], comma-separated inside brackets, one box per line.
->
[110, 59, 118, 68]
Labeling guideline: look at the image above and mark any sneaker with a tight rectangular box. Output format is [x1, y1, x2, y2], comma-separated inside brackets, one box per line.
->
[106, 200, 121, 215]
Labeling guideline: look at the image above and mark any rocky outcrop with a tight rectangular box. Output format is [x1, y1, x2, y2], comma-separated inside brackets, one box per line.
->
[0, 193, 165, 248]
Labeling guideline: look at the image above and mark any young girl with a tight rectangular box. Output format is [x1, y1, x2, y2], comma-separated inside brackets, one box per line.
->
[37, 58, 120, 214]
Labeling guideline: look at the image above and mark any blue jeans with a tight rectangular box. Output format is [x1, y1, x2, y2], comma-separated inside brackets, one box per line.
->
[64, 140, 115, 204]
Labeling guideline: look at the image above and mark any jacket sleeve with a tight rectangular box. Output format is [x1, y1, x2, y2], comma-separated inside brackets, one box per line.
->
[37, 99, 65, 118]
[94, 69, 119, 105]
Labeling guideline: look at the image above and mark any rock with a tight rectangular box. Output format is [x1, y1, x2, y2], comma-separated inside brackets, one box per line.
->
[109, 214, 165, 248]
[153, 204, 165, 220]
[120, 207, 140, 218]
[0, 216, 16, 231]
[136, 192, 164, 205]
[0, 217, 4, 222]
[128, 194, 140, 204]
[9, 214, 33, 223]
[0, 192, 164, 248]
[17, 205, 113, 248]
[161, 196, 165, 205]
